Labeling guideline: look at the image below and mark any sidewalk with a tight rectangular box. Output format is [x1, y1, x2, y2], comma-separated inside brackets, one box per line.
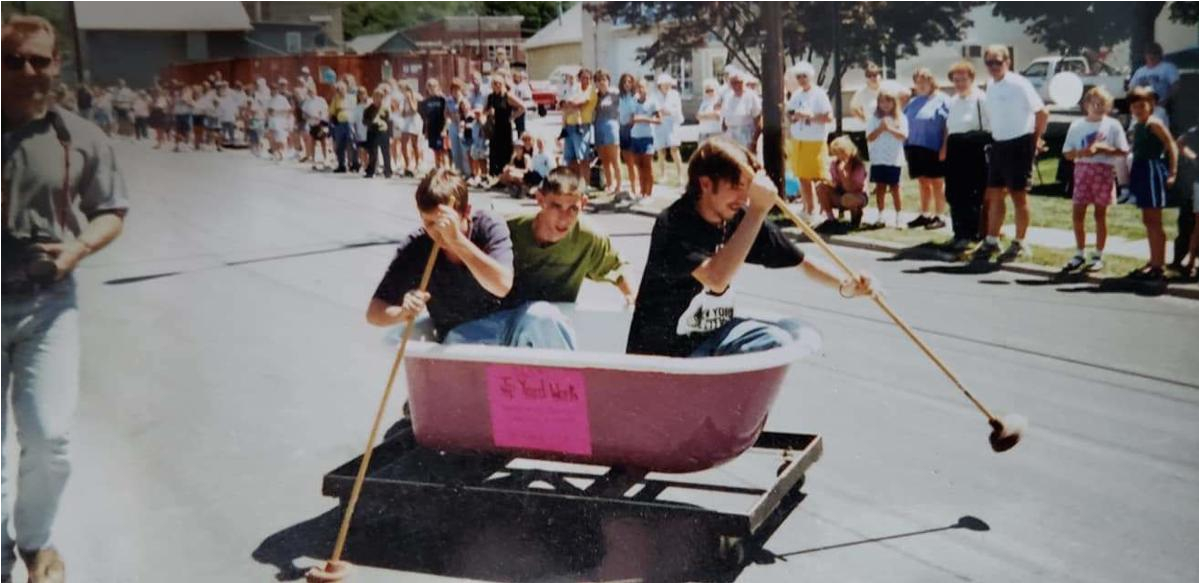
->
[614, 187, 1199, 300]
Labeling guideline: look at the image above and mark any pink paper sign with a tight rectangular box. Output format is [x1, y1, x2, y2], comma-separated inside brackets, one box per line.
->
[486, 364, 592, 456]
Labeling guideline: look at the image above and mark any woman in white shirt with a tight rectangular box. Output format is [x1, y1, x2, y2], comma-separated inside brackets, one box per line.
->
[653, 74, 684, 186]
[941, 61, 992, 249]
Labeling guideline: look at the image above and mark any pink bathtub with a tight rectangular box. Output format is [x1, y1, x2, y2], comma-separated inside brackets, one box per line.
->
[403, 305, 821, 473]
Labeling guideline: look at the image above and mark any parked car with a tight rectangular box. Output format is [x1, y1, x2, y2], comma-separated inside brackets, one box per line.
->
[529, 80, 556, 117]
[1021, 56, 1127, 106]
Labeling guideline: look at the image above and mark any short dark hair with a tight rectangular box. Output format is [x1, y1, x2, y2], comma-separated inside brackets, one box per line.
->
[1146, 42, 1164, 59]
[684, 135, 761, 200]
[540, 167, 585, 197]
[1127, 86, 1158, 106]
[415, 168, 469, 214]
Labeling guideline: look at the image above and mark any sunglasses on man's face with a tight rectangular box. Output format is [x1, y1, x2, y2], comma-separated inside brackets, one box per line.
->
[866, 72, 880, 78]
[985, 60, 1005, 67]
[2, 53, 54, 72]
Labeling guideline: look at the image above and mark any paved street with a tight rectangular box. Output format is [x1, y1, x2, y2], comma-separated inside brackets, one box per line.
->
[9, 141, 1196, 582]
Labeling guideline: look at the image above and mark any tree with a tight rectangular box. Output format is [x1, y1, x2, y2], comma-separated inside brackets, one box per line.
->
[342, 2, 478, 38]
[992, 1, 1198, 68]
[342, 1, 576, 40]
[585, 2, 979, 86]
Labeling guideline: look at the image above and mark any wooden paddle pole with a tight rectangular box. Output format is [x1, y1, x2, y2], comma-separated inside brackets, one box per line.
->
[312, 244, 440, 580]
[769, 199, 996, 421]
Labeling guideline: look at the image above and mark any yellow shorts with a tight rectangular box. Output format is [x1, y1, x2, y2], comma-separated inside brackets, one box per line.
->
[788, 139, 829, 181]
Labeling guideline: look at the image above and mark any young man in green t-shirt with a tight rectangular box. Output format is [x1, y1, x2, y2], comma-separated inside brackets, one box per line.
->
[507, 167, 636, 308]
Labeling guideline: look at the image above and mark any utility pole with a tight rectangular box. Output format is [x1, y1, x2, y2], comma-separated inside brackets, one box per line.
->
[68, 1, 84, 83]
[831, 1, 843, 135]
[760, 2, 785, 191]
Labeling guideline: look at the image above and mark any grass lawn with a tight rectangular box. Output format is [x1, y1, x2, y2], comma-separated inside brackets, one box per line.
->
[888, 157, 1179, 242]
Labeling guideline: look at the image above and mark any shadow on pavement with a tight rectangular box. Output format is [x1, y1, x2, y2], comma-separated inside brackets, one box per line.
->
[1051, 277, 1171, 297]
[768, 515, 990, 560]
[251, 493, 803, 583]
[103, 239, 402, 286]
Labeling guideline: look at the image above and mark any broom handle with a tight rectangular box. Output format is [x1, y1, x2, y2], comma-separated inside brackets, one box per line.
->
[768, 187, 996, 422]
[328, 244, 440, 564]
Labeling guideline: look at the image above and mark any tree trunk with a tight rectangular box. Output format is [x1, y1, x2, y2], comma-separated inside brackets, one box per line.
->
[760, 1, 785, 191]
[1131, 1, 1165, 69]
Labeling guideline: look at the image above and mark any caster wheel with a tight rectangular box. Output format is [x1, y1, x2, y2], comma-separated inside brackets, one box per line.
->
[717, 534, 747, 567]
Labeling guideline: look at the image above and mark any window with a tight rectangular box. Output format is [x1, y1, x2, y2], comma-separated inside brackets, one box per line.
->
[962, 44, 982, 59]
[285, 32, 302, 54]
[1022, 62, 1049, 78]
[1057, 59, 1088, 75]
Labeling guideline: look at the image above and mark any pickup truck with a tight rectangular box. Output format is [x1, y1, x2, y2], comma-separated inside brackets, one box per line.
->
[1021, 56, 1127, 106]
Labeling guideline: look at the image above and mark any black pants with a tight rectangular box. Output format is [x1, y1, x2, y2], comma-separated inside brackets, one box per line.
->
[515, 113, 525, 137]
[366, 130, 391, 177]
[944, 133, 991, 241]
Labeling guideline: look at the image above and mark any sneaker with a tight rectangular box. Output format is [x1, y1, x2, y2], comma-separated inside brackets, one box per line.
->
[996, 241, 1030, 263]
[1062, 254, 1086, 272]
[1085, 255, 1105, 273]
[1128, 265, 1165, 281]
[814, 219, 843, 234]
[972, 241, 1001, 261]
[906, 215, 931, 229]
[20, 548, 64, 583]
[947, 238, 974, 252]
[924, 216, 947, 230]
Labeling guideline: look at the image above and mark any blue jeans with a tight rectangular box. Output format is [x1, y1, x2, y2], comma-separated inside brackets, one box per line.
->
[2, 279, 79, 574]
[688, 317, 802, 357]
[443, 301, 576, 350]
[332, 122, 352, 170]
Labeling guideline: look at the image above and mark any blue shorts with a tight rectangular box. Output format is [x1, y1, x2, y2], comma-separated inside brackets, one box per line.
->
[594, 119, 620, 147]
[870, 164, 901, 186]
[619, 124, 633, 151]
[563, 124, 593, 163]
[427, 134, 445, 151]
[630, 136, 655, 156]
[1129, 158, 1170, 209]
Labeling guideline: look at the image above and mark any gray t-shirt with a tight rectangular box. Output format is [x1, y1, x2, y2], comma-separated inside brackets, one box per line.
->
[594, 88, 620, 124]
[3, 106, 129, 242]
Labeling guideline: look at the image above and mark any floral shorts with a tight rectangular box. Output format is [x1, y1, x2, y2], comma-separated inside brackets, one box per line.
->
[1072, 161, 1116, 207]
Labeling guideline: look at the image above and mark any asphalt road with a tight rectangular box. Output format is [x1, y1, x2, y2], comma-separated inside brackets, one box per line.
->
[8, 141, 1196, 582]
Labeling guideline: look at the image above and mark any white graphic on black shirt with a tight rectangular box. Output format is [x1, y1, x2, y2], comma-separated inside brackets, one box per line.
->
[676, 288, 736, 336]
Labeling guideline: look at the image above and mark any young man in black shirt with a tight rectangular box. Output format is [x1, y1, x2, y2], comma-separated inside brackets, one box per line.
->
[418, 79, 449, 171]
[367, 169, 574, 348]
[627, 137, 875, 358]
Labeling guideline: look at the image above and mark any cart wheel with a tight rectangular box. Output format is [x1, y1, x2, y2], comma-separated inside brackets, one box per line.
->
[717, 534, 747, 567]
[537, 104, 547, 117]
[775, 459, 791, 477]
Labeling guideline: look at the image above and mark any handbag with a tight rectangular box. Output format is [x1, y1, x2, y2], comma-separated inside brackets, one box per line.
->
[960, 96, 992, 146]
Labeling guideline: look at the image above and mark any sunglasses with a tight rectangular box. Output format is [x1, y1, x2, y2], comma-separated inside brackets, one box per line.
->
[2, 53, 53, 71]
[866, 72, 880, 78]
[985, 60, 1005, 67]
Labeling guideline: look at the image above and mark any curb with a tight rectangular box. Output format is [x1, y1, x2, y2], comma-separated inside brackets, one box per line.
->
[784, 229, 1199, 301]
[625, 204, 1196, 301]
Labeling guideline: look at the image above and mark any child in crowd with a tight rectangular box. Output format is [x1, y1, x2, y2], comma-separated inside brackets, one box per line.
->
[1126, 87, 1179, 282]
[1061, 87, 1129, 272]
[866, 88, 908, 228]
[531, 135, 555, 188]
[499, 136, 534, 197]
[244, 98, 264, 157]
[816, 136, 869, 230]
[469, 104, 490, 187]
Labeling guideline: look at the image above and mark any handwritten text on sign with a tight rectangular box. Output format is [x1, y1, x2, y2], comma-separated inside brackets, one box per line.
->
[486, 364, 592, 456]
